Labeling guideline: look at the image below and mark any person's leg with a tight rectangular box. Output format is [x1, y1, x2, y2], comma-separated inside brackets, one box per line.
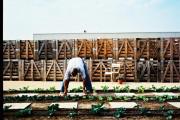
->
[83, 62, 93, 93]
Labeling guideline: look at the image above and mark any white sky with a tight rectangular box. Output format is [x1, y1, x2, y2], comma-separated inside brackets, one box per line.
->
[3, 0, 180, 40]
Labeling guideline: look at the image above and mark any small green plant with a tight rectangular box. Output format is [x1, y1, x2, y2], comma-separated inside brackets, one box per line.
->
[101, 85, 109, 92]
[19, 86, 29, 92]
[91, 102, 105, 115]
[98, 96, 104, 101]
[107, 96, 113, 101]
[159, 105, 165, 111]
[156, 96, 166, 103]
[33, 88, 45, 93]
[113, 86, 121, 92]
[68, 108, 78, 119]
[15, 108, 32, 117]
[122, 86, 130, 93]
[70, 86, 83, 92]
[113, 107, 126, 119]
[48, 86, 56, 93]
[87, 95, 96, 101]
[137, 86, 145, 93]
[164, 110, 174, 120]
[47, 104, 59, 117]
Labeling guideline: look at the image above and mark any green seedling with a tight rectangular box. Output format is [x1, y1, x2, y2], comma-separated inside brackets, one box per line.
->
[15, 108, 32, 117]
[68, 108, 78, 119]
[164, 110, 174, 120]
[113, 86, 121, 92]
[107, 96, 113, 101]
[113, 107, 126, 119]
[137, 86, 145, 93]
[47, 104, 59, 117]
[101, 85, 109, 92]
[122, 86, 130, 93]
[91, 102, 105, 115]
[3, 105, 12, 111]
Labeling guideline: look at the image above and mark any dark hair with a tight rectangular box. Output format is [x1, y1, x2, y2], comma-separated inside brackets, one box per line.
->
[72, 68, 79, 76]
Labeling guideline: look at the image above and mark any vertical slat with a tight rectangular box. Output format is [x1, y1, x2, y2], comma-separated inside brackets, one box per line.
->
[147, 61, 150, 82]
[147, 40, 150, 60]
[54, 60, 56, 81]
[18, 60, 21, 81]
[21, 60, 24, 81]
[16, 40, 20, 59]
[160, 38, 164, 82]
[8, 41, 10, 59]
[43, 60, 46, 81]
[125, 39, 127, 59]
[45, 41, 47, 60]
[134, 38, 138, 82]
[31, 60, 33, 81]
[170, 60, 173, 83]
[10, 60, 12, 80]
[26, 41, 28, 59]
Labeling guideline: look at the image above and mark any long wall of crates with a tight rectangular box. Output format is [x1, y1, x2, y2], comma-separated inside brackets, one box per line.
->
[3, 38, 180, 82]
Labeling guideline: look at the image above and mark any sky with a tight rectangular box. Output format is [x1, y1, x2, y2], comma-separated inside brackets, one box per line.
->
[3, 0, 180, 40]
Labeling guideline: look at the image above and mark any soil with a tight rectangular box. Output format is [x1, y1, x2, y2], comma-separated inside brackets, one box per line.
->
[3, 115, 180, 120]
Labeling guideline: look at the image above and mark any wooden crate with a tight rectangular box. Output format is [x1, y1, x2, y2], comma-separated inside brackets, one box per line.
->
[3, 40, 18, 59]
[55, 40, 74, 59]
[21, 60, 43, 81]
[93, 39, 113, 59]
[161, 38, 180, 60]
[161, 60, 180, 82]
[75, 39, 93, 59]
[113, 39, 135, 59]
[35, 40, 54, 60]
[20, 40, 34, 59]
[137, 60, 160, 82]
[3, 60, 19, 81]
[91, 59, 111, 82]
[137, 38, 160, 60]
[113, 59, 135, 82]
[45, 60, 65, 81]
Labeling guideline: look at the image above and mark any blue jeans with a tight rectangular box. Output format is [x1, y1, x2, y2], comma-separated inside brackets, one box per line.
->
[60, 61, 93, 93]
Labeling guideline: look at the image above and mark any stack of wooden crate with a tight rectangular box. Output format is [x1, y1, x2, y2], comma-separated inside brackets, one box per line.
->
[3, 38, 180, 82]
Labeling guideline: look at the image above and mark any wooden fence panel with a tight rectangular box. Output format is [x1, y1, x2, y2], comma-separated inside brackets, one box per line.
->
[161, 60, 180, 82]
[22, 60, 43, 81]
[36, 40, 54, 60]
[115, 39, 135, 59]
[3, 40, 17, 59]
[91, 59, 111, 82]
[137, 60, 160, 82]
[56, 40, 74, 59]
[161, 38, 180, 60]
[3, 60, 19, 81]
[75, 39, 93, 59]
[113, 59, 135, 82]
[20, 40, 34, 59]
[45, 60, 65, 81]
[137, 38, 160, 60]
[94, 39, 113, 59]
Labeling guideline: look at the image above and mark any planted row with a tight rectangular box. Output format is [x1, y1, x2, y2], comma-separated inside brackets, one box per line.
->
[3, 95, 180, 103]
[5, 85, 180, 93]
[4, 102, 177, 120]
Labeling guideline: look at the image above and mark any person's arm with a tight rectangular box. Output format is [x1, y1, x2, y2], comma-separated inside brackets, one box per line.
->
[63, 70, 71, 96]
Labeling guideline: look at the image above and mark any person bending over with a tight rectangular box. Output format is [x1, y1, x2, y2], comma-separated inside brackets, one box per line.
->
[59, 57, 93, 96]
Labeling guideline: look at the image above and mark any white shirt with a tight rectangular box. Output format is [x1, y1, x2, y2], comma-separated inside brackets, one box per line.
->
[64, 57, 86, 80]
